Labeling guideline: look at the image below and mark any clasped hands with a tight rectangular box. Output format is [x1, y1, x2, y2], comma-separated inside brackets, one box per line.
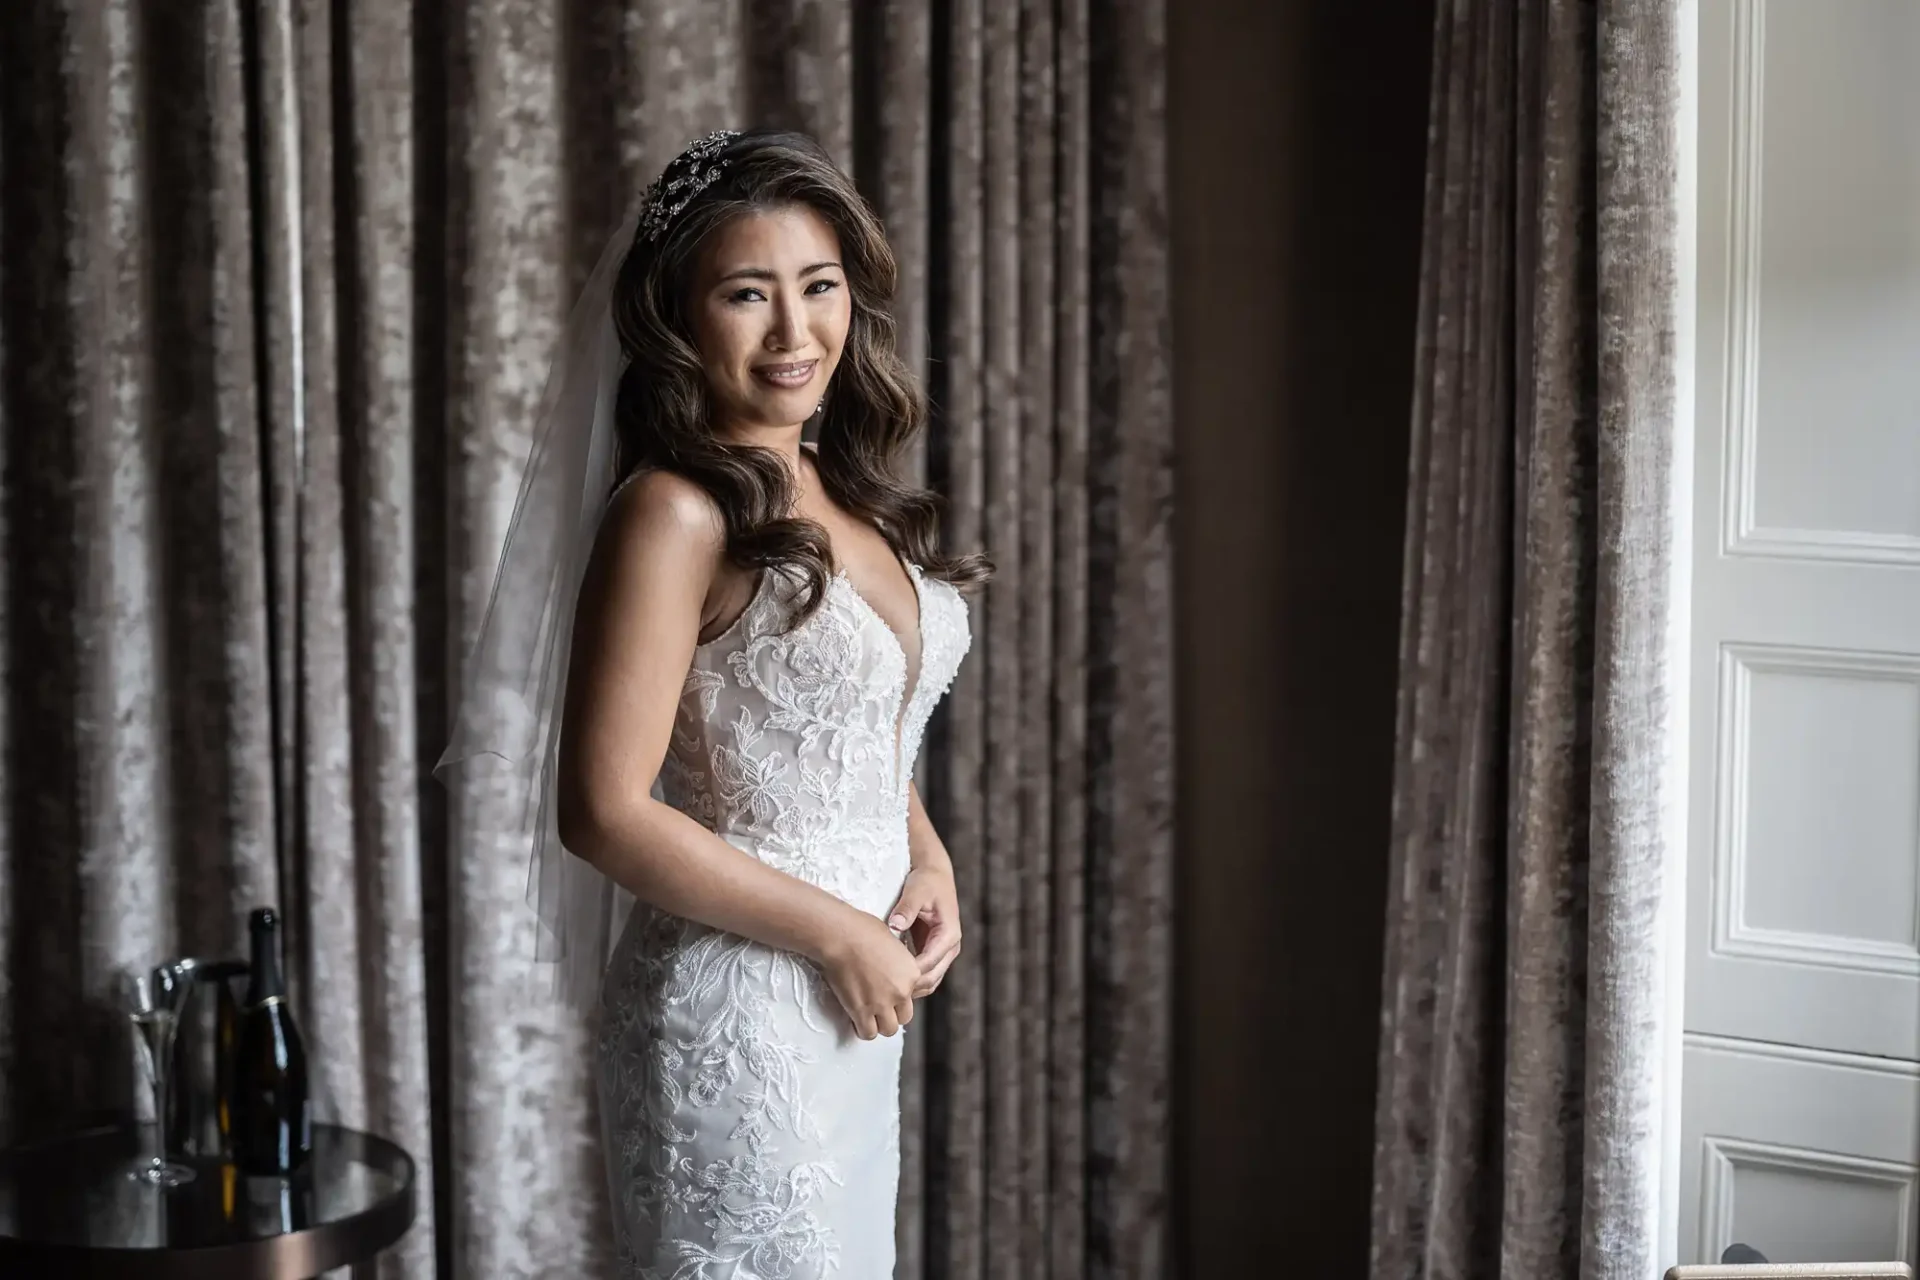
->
[817, 862, 962, 1041]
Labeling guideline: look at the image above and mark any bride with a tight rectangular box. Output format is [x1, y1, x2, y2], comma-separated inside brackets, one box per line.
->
[443, 128, 988, 1277]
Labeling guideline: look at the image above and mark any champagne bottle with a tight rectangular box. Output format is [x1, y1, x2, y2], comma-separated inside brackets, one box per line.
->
[231, 907, 312, 1174]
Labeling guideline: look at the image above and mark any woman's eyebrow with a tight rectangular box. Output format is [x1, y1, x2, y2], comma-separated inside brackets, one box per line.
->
[713, 261, 842, 284]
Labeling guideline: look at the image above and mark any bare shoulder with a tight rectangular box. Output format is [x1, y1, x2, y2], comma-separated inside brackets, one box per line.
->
[598, 468, 726, 570]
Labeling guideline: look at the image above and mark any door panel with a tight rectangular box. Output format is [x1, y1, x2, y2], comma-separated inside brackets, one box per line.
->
[1681, 1036, 1920, 1266]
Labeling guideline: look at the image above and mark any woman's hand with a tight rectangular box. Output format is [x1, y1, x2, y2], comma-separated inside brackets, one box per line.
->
[888, 864, 963, 997]
[817, 912, 920, 1041]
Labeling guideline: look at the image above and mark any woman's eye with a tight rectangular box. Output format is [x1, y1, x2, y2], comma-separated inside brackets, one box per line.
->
[725, 280, 838, 304]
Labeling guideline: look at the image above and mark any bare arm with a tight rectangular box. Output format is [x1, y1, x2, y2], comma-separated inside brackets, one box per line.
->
[890, 781, 963, 995]
[555, 471, 870, 966]
[906, 782, 952, 873]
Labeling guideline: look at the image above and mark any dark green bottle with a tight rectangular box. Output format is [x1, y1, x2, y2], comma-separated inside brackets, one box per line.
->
[231, 907, 312, 1174]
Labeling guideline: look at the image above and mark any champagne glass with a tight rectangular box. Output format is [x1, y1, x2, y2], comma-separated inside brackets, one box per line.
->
[122, 963, 196, 1186]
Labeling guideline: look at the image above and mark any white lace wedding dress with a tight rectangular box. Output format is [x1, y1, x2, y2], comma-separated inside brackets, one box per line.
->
[596, 558, 970, 1279]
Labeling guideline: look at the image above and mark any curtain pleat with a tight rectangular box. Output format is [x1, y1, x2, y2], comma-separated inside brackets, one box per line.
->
[0, 0, 85, 1135]
[443, 3, 605, 1273]
[930, 0, 989, 1270]
[1583, 3, 1682, 1270]
[981, 0, 1024, 1271]
[0, 2, 1170, 1276]
[250, 0, 306, 953]
[1015, 4, 1059, 1275]
[1085, 4, 1173, 1272]
[1049, 1, 1093, 1270]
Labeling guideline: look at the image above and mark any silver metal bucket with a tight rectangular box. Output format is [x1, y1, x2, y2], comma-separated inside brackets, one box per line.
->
[162, 956, 249, 1160]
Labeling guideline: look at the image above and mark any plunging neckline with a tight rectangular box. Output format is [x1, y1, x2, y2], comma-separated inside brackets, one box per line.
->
[694, 559, 929, 783]
[830, 562, 925, 781]
[788, 443, 925, 763]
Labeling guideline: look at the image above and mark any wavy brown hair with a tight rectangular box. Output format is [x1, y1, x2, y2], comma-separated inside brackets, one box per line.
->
[609, 128, 990, 622]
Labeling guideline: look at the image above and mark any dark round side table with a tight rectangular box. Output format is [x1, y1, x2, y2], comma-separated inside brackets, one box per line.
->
[0, 1122, 415, 1279]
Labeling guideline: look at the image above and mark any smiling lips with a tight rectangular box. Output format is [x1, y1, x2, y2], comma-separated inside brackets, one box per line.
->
[753, 359, 817, 389]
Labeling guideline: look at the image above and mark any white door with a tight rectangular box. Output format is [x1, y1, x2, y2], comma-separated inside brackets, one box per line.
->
[1681, 0, 1920, 1264]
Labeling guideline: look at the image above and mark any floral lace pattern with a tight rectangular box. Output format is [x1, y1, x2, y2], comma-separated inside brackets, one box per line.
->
[598, 563, 970, 1279]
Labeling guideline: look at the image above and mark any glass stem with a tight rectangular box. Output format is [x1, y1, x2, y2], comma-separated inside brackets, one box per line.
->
[151, 1055, 170, 1165]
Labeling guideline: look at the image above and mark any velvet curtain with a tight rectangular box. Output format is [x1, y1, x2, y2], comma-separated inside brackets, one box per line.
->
[1368, 1, 1685, 1277]
[0, 2, 1171, 1276]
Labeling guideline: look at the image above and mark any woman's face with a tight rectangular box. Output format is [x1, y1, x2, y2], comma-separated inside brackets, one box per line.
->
[687, 203, 851, 438]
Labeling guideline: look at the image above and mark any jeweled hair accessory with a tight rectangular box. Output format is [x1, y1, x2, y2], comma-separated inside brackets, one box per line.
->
[636, 129, 742, 242]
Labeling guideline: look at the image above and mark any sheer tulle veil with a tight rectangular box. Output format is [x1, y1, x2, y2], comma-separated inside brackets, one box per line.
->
[431, 198, 641, 1010]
